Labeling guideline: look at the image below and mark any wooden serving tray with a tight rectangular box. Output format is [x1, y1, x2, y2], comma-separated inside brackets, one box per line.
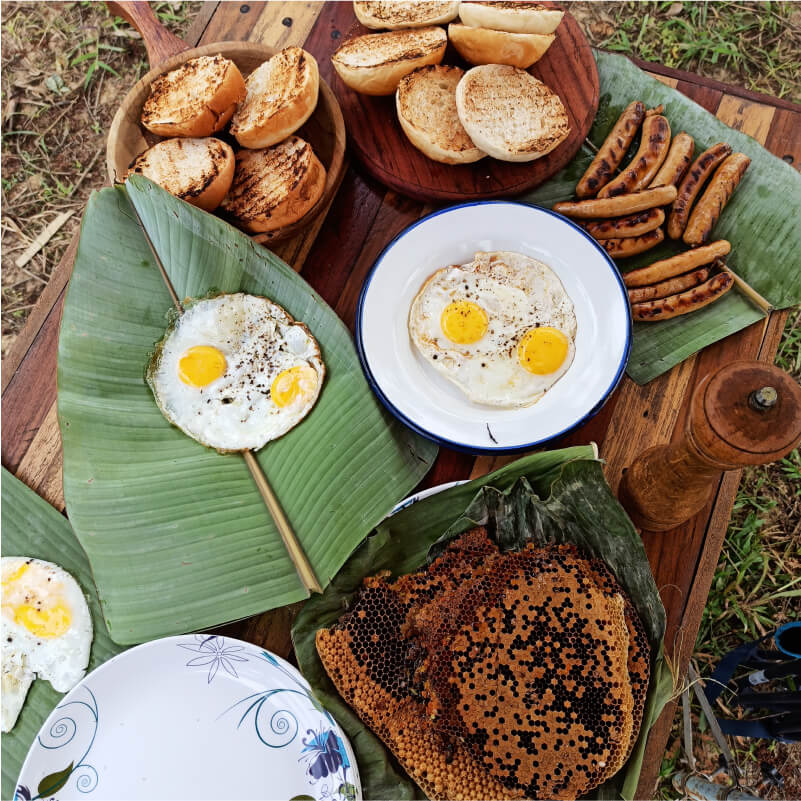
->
[105, 2, 345, 245]
[330, 5, 599, 202]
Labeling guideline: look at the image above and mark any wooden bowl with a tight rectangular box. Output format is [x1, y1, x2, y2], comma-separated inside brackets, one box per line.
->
[107, 40, 346, 245]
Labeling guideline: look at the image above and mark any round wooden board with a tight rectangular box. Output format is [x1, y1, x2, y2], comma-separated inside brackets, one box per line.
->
[333, 10, 599, 202]
[106, 41, 346, 245]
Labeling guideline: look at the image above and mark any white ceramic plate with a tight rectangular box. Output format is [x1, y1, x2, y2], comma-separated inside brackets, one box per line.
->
[15, 636, 360, 801]
[387, 480, 468, 517]
[356, 201, 631, 452]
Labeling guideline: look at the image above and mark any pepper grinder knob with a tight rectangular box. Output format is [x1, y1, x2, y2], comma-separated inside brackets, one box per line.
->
[619, 361, 801, 533]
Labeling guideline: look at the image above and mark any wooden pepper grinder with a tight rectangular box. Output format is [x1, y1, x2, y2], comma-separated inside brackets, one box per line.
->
[619, 360, 801, 532]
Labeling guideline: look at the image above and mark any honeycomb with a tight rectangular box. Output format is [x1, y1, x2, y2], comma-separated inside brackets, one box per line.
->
[316, 527, 650, 800]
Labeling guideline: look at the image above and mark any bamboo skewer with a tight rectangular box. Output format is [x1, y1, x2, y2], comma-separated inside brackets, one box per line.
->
[129, 198, 323, 595]
[719, 262, 773, 314]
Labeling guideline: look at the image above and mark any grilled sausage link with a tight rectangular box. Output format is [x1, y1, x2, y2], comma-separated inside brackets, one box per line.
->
[597, 114, 671, 198]
[632, 271, 734, 321]
[554, 185, 677, 219]
[623, 240, 731, 287]
[667, 142, 733, 239]
[627, 267, 711, 304]
[649, 132, 694, 188]
[683, 153, 750, 245]
[584, 208, 664, 239]
[576, 101, 646, 198]
[601, 228, 664, 259]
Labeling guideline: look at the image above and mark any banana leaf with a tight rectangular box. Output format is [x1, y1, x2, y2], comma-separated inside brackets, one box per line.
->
[292, 447, 670, 800]
[57, 177, 437, 645]
[523, 51, 801, 384]
[1, 469, 126, 801]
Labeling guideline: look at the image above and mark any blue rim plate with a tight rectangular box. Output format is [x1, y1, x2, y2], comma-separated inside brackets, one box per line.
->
[355, 201, 631, 454]
[15, 636, 361, 801]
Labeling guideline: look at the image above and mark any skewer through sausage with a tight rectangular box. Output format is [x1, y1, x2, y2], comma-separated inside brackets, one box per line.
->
[597, 114, 671, 197]
[575, 101, 645, 198]
[627, 267, 711, 304]
[631, 271, 734, 321]
[554, 185, 677, 219]
[683, 152, 750, 245]
[667, 142, 732, 239]
[623, 240, 731, 287]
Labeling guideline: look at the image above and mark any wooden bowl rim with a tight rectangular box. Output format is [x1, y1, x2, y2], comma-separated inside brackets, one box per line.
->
[106, 40, 346, 245]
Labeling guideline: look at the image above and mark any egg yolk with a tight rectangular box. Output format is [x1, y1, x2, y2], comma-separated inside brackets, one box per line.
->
[2, 564, 72, 638]
[178, 345, 227, 387]
[517, 326, 569, 375]
[271, 364, 318, 408]
[440, 301, 488, 345]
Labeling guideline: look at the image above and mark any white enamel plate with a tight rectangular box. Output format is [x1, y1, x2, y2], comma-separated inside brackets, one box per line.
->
[356, 201, 631, 452]
[15, 636, 360, 801]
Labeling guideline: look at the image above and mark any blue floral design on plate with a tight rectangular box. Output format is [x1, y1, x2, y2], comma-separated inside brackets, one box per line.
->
[177, 634, 248, 683]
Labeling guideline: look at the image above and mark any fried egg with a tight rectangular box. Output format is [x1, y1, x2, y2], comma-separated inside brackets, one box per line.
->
[408, 251, 576, 407]
[2, 557, 93, 732]
[147, 293, 325, 452]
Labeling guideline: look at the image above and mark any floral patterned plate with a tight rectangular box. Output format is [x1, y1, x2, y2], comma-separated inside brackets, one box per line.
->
[15, 636, 360, 801]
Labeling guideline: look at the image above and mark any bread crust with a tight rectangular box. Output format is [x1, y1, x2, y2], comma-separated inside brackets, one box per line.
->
[354, 0, 459, 29]
[396, 65, 485, 164]
[455, 64, 570, 162]
[457, 1, 564, 34]
[219, 137, 326, 233]
[448, 23, 554, 68]
[230, 47, 319, 149]
[128, 137, 235, 212]
[332, 27, 447, 96]
[141, 55, 246, 138]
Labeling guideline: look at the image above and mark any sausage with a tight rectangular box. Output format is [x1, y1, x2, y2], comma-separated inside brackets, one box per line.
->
[683, 153, 750, 245]
[575, 101, 646, 198]
[623, 240, 731, 287]
[584, 208, 665, 239]
[600, 228, 664, 259]
[631, 271, 734, 321]
[597, 115, 671, 198]
[644, 104, 664, 116]
[667, 143, 733, 239]
[627, 267, 711, 304]
[649, 132, 694, 188]
[554, 185, 677, 219]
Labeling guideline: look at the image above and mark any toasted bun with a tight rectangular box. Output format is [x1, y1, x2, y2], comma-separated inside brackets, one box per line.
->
[141, 55, 246, 138]
[332, 27, 447, 96]
[458, 1, 564, 34]
[396, 66, 485, 164]
[127, 137, 235, 212]
[229, 47, 319, 149]
[455, 64, 570, 162]
[219, 137, 326, 233]
[354, 0, 459, 29]
[448, 23, 554, 68]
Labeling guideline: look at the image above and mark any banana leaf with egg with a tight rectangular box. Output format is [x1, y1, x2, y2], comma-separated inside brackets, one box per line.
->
[523, 51, 801, 384]
[292, 446, 670, 800]
[57, 177, 437, 645]
[1, 469, 126, 801]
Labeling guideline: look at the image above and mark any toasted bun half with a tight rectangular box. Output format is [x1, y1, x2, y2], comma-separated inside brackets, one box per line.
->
[141, 55, 246, 138]
[332, 27, 447, 96]
[448, 23, 554, 68]
[458, 1, 564, 34]
[353, 0, 459, 29]
[455, 64, 570, 162]
[229, 47, 319, 149]
[396, 66, 485, 164]
[128, 137, 235, 212]
[219, 137, 326, 233]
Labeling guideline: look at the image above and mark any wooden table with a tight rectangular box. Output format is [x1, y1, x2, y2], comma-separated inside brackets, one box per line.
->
[3, 2, 800, 797]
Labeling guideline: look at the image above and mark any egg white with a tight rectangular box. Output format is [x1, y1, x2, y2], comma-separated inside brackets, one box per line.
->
[147, 293, 325, 452]
[2, 557, 93, 732]
[408, 251, 577, 407]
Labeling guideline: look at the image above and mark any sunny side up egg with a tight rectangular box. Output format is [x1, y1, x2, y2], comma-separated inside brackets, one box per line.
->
[409, 251, 577, 407]
[147, 293, 325, 452]
[1, 557, 93, 732]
